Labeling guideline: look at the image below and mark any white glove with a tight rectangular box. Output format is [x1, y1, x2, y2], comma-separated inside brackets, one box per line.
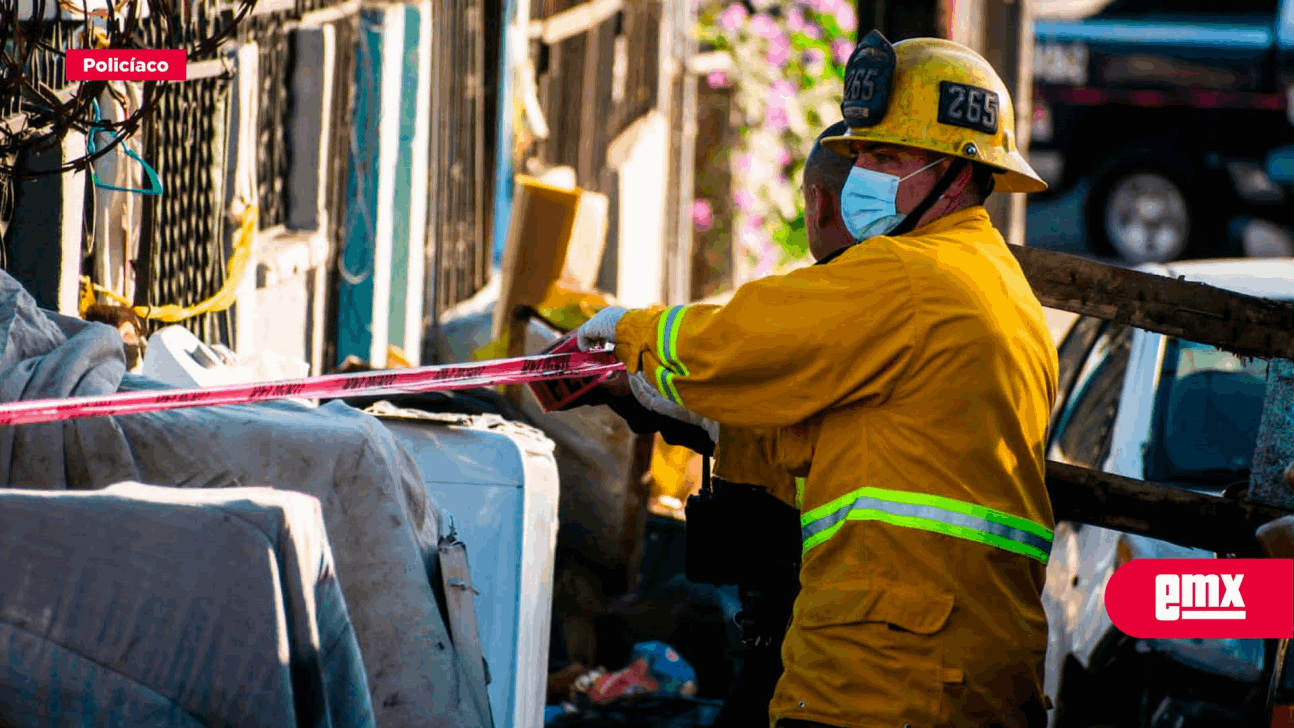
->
[576, 306, 628, 351]
[630, 372, 719, 442]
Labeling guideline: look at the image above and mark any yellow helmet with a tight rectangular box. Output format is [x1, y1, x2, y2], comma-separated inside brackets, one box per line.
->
[821, 32, 1047, 194]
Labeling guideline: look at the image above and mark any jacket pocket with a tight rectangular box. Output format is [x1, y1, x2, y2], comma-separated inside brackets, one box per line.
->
[797, 577, 955, 635]
[787, 578, 955, 724]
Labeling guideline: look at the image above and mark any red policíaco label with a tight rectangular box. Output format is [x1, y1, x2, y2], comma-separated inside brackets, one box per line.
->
[67, 50, 187, 82]
[1105, 558, 1293, 639]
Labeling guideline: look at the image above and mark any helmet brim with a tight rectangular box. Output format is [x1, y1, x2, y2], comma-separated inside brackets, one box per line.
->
[820, 133, 1048, 194]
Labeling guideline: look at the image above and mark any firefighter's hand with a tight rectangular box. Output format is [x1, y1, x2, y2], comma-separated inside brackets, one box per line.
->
[575, 306, 627, 351]
[628, 373, 719, 442]
[589, 373, 715, 456]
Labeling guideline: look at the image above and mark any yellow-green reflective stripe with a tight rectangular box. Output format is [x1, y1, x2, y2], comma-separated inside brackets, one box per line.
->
[794, 477, 806, 510]
[656, 305, 690, 405]
[801, 486, 1053, 542]
[803, 509, 1051, 564]
[800, 486, 1053, 564]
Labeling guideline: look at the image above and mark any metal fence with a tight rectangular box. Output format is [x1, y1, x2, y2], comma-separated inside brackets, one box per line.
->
[241, 13, 296, 231]
[135, 73, 236, 345]
[426, 0, 491, 320]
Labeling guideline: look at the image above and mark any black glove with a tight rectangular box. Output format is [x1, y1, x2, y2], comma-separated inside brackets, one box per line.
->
[572, 383, 716, 457]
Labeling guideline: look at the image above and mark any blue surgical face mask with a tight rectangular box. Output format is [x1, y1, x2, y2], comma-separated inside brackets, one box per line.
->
[840, 157, 946, 241]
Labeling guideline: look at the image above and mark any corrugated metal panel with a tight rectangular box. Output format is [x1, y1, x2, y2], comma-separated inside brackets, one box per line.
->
[427, 0, 491, 320]
[245, 14, 297, 230]
[135, 75, 236, 346]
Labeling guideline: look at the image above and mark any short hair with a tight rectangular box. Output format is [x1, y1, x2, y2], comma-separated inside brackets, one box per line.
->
[803, 121, 854, 195]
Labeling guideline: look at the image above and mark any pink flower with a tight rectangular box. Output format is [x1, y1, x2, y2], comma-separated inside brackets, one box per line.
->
[833, 3, 857, 31]
[750, 14, 779, 39]
[766, 34, 791, 66]
[734, 189, 758, 212]
[803, 47, 826, 68]
[786, 7, 806, 32]
[766, 106, 790, 131]
[802, 21, 822, 39]
[736, 153, 754, 174]
[770, 79, 796, 102]
[776, 147, 792, 166]
[719, 4, 747, 30]
[706, 70, 729, 88]
[691, 199, 714, 230]
[831, 36, 853, 65]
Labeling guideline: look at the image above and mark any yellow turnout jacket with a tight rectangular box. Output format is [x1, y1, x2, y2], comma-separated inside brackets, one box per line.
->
[612, 206, 1058, 727]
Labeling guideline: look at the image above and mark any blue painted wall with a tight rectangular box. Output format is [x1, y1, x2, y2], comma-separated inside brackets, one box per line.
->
[336, 7, 387, 367]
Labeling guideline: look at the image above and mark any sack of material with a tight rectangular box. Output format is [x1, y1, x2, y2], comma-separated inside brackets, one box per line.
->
[0, 483, 371, 727]
[0, 269, 488, 728]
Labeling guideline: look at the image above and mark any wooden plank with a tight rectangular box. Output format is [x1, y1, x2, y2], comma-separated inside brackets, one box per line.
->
[1047, 460, 1291, 556]
[575, 12, 607, 185]
[530, 0, 622, 44]
[1009, 244, 1294, 360]
[492, 175, 581, 354]
[437, 539, 492, 721]
[562, 190, 609, 290]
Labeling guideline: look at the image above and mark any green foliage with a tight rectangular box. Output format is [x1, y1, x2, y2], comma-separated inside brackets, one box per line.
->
[691, 0, 856, 275]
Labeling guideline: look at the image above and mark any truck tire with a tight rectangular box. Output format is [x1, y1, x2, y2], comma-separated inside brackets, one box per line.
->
[1088, 163, 1194, 264]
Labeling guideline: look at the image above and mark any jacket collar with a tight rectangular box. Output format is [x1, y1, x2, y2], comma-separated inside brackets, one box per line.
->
[814, 205, 994, 266]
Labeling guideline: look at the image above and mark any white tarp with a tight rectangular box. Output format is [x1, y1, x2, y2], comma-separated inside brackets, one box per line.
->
[0, 269, 489, 728]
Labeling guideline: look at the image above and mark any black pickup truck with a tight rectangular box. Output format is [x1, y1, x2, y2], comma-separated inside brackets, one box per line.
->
[1029, 0, 1294, 263]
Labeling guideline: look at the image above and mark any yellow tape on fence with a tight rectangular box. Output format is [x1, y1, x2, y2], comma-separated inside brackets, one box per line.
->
[82, 205, 259, 323]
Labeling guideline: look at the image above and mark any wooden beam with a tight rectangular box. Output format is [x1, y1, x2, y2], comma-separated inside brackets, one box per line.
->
[529, 0, 622, 45]
[1048, 461, 1291, 556]
[1010, 244, 1294, 360]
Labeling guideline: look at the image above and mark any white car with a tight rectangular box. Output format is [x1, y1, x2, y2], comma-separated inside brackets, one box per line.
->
[1042, 259, 1294, 728]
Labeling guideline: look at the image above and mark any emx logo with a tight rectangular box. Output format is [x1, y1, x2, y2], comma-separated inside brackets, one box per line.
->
[1105, 558, 1293, 639]
[1155, 573, 1247, 621]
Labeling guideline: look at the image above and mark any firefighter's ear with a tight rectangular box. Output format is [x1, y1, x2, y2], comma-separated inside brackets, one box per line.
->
[808, 184, 833, 227]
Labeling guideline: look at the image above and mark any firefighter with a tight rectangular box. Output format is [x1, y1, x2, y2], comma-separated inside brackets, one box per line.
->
[574, 31, 1058, 728]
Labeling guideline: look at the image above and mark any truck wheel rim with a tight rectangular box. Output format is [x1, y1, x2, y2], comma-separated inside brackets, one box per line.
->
[1104, 172, 1190, 263]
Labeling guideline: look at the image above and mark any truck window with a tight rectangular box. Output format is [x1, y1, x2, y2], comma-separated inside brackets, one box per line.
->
[1144, 339, 1268, 486]
[1049, 325, 1134, 470]
[1051, 316, 1108, 435]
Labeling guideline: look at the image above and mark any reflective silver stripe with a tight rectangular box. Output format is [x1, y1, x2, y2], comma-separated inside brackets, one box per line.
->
[801, 495, 1053, 555]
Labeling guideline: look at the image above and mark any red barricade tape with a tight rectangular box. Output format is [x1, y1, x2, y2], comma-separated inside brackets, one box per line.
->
[0, 351, 625, 426]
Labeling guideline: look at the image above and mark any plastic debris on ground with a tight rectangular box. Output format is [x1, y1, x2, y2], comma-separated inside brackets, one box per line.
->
[544, 642, 718, 727]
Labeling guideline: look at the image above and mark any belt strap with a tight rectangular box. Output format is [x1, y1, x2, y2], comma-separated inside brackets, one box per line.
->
[800, 485, 1053, 564]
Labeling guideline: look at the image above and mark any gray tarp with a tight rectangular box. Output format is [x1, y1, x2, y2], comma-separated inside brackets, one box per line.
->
[0, 270, 490, 728]
[0, 483, 372, 727]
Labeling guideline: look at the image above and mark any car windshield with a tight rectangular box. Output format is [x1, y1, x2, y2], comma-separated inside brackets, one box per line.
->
[1146, 339, 1268, 486]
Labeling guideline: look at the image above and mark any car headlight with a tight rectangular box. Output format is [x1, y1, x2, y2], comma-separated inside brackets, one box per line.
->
[1148, 637, 1266, 683]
